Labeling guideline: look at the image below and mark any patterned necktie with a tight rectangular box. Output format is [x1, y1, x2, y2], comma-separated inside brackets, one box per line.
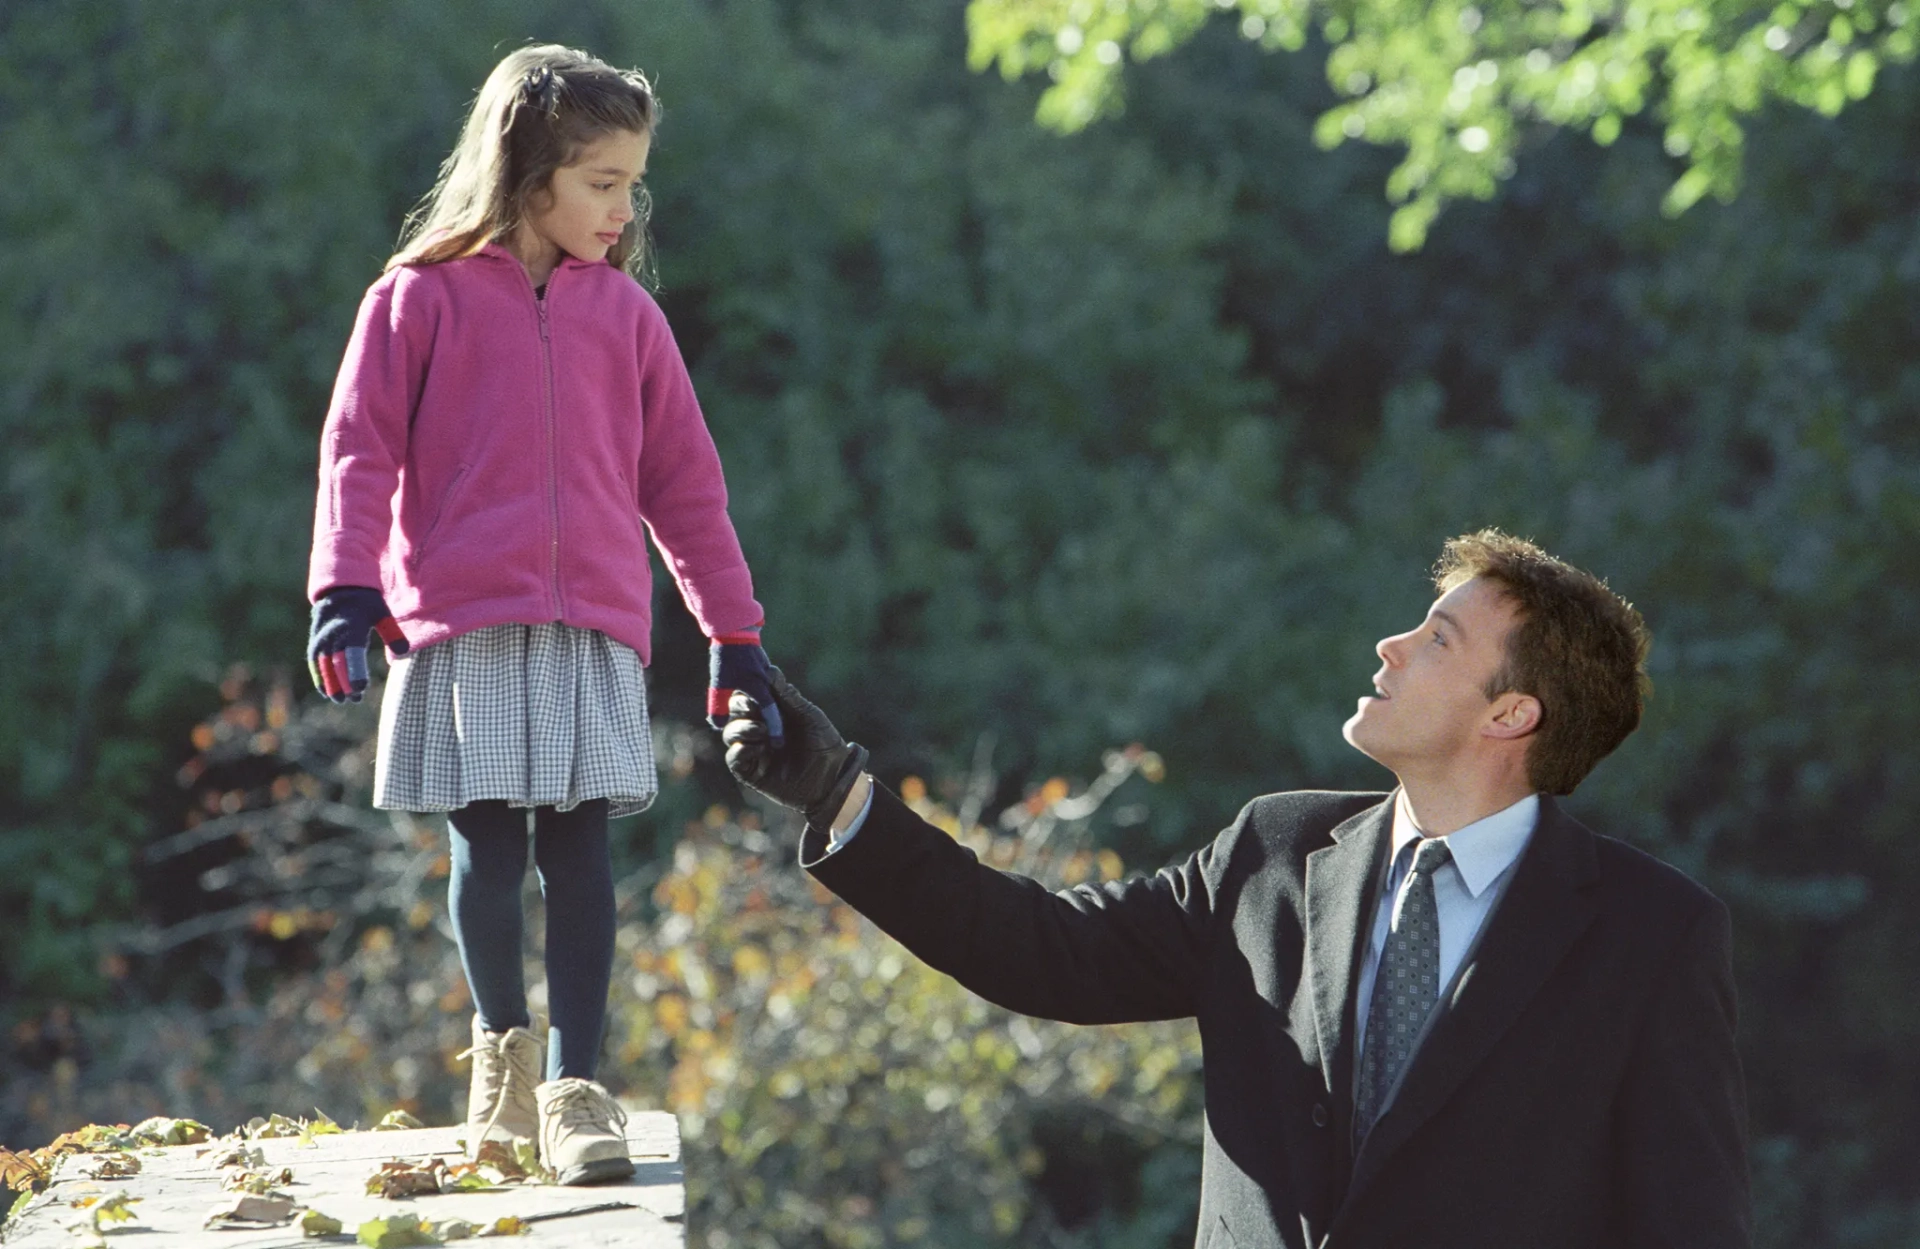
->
[1355, 836, 1453, 1141]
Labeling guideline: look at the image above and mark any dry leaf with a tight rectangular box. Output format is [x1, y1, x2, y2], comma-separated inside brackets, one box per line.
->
[205, 1193, 298, 1227]
[249, 1114, 305, 1140]
[355, 1212, 440, 1247]
[373, 1110, 426, 1131]
[130, 1116, 211, 1146]
[222, 1166, 295, 1195]
[300, 1208, 345, 1236]
[512, 1139, 552, 1184]
[478, 1216, 531, 1237]
[298, 1108, 345, 1147]
[469, 1139, 547, 1183]
[78, 1155, 140, 1180]
[440, 1160, 505, 1191]
[364, 1158, 444, 1199]
[209, 1144, 268, 1170]
[88, 1194, 140, 1229]
[1, 1145, 52, 1191]
[469, 1140, 522, 1176]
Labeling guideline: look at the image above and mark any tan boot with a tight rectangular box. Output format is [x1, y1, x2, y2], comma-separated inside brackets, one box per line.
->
[534, 1077, 633, 1185]
[458, 1015, 542, 1161]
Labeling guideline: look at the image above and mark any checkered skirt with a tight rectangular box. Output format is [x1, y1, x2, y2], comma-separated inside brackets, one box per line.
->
[374, 623, 658, 817]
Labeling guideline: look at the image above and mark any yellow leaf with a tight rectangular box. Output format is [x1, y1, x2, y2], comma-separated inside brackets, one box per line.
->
[301, 1209, 344, 1236]
[373, 1109, 426, 1131]
[479, 1215, 531, 1237]
[356, 1212, 440, 1247]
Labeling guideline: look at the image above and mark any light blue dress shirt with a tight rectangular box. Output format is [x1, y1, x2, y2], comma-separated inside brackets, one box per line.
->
[1352, 789, 1539, 1102]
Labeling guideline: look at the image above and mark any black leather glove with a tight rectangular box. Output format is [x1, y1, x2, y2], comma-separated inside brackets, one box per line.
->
[307, 586, 410, 703]
[722, 667, 868, 829]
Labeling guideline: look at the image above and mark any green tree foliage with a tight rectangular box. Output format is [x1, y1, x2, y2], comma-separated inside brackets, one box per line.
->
[3, 0, 1919, 1241]
[969, 0, 1920, 245]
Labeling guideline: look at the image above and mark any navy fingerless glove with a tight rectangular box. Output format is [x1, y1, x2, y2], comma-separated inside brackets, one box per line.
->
[308, 586, 409, 703]
[709, 628, 782, 747]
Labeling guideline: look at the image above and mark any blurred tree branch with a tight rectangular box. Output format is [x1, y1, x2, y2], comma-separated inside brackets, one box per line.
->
[968, 0, 1920, 247]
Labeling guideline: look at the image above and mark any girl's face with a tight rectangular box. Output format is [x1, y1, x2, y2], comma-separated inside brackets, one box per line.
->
[520, 129, 650, 266]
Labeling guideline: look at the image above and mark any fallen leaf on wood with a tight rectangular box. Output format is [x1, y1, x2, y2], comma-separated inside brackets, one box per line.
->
[208, 1144, 268, 1170]
[222, 1166, 295, 1194]
[440, 1160, 506, 1191]
[78, 1154, 140, 1179]
[365, 1158, 444, 1199]
[204, 1193, 298, 1227]
[89, 1194, 140, 1228]
[432, 1218, 478, 1240]
[512, 1140, 551, 1184]
[469, 1140, 525, 1177]
[69, 1193, 141, 1230]
[299, 1108, 346, 1147]
[130, 1116, 211, 1146]
[46, 1125, 134, 1154]
[300, 1208, 344, 1236]
[478, 1216, 531, 1237]
[356, 1212, 440, 1246]
[374, 1110, 426, 1131]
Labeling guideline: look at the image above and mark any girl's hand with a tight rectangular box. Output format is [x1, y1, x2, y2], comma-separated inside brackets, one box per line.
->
[709, 630, 783, 747]
[307, 586, 410, 703]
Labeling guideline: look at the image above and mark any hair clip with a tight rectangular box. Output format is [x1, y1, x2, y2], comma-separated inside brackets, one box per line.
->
[522, 65, 559, 112]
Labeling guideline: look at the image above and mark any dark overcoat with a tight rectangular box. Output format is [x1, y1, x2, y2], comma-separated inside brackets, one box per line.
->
[802, 785, 1750, 1248]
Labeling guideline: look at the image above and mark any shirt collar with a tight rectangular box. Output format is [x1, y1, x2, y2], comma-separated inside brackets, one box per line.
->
[1389, 790, 1540, 898]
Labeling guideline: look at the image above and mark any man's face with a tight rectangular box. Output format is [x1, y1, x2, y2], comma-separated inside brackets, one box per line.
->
[1343, 576, 1523, 777]
[524, 129, 649, 263]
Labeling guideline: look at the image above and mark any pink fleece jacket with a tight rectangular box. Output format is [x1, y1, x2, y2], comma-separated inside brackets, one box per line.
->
[307, 244, 762, 664]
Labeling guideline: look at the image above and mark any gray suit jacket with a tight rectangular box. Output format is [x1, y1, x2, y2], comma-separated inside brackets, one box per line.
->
[803, 785, 1750, 1248]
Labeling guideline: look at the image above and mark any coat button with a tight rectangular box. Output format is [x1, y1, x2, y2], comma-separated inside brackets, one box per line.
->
[1311, 1103, 1329, 1128]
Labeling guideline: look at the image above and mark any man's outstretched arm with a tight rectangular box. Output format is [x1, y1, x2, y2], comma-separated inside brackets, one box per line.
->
[724, 670, 1239, 1025]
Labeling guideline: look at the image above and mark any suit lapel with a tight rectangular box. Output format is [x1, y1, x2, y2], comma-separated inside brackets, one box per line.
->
[1302, 797, 1393, 1139]
[1343, 797, 1601, 1205]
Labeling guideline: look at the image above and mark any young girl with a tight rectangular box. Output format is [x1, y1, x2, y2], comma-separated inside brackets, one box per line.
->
[304, 44, 779, 1186]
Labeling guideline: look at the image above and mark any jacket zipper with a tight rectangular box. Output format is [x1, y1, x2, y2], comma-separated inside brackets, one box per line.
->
[537, 280, 561, 617]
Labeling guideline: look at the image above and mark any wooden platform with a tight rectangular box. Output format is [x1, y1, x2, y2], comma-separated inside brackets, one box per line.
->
[3, 1113, 682, 1247]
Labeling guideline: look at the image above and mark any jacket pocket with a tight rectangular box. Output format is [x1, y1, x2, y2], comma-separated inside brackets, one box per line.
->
[1210, 1215, 1237, 1248]
[414, 464, 470, 566]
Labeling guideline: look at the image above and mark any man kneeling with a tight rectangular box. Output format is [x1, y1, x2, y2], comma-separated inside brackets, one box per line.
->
[723, 529, 1750, 1249]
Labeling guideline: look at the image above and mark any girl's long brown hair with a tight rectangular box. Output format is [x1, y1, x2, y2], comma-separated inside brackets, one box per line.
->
[387, 44, 657, 279]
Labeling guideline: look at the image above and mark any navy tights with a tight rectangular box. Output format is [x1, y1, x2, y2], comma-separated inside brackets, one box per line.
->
[447, 799, 615, 1082]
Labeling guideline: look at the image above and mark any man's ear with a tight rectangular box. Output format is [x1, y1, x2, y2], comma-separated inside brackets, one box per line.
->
[1484, 692, 1542, 741]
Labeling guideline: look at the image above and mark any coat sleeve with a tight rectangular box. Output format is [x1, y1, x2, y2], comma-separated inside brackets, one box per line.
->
[1611, 899, 1752, 1248]
[307, 271, 430, 601]
[802, 783, 1245, 1025]
[631, 296, 763, 637]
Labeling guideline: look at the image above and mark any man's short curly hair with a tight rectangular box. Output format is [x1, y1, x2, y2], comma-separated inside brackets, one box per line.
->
[1435, 530, 1652, 795]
